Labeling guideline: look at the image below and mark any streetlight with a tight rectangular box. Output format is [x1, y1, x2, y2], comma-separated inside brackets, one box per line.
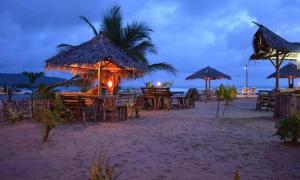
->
[244, 65, 248, 97]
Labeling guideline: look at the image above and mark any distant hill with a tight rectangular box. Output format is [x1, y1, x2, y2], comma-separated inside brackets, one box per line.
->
[0, 73, 66, 87]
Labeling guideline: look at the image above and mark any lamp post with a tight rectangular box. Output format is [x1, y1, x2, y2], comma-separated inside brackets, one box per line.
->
[244, 65, 248, 97]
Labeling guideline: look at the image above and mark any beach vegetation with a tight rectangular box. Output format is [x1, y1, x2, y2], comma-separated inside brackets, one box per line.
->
[7, 108, 25, 124]
[39, 95, 64, 142]
[274, 113, 300, 144]
[216, 84, 237, 118]
[89, 155, 120, 180]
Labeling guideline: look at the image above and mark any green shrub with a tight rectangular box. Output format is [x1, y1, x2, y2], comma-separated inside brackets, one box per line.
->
[40, 95, 64, 142]
[216, 84, 237, 118]
[7, 108, 25, 124]
[274, 113, 300, 144]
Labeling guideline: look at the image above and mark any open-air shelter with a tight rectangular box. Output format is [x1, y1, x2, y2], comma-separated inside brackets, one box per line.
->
[45, 33, 147, 95]
[267, 63, 300, 87]
[185, 66, 231, 99]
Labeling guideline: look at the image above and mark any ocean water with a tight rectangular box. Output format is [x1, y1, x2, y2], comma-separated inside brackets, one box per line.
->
[0, 85, 274, 101]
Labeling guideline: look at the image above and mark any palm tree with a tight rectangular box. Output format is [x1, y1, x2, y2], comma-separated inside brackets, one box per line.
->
[58, 5, 176, 76]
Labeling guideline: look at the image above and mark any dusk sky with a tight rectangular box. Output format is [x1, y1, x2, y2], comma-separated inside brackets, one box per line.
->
[2, 0, 300, 88]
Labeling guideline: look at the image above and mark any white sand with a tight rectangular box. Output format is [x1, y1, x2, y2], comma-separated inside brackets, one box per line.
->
[0, 98, 300, 180]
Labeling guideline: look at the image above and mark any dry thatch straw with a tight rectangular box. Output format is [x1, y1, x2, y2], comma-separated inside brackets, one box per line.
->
[185, 66, 231, 80]
[250, 22, 300, 61]
[267, 63, 300, 79]
[45, 33, 147, 77]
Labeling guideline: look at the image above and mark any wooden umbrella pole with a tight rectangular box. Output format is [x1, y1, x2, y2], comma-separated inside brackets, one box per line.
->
[275, 54, 280, 91]
[208, 78, 211, 97]
[205, 78, 208, 103]
[288, 77, 291, 87]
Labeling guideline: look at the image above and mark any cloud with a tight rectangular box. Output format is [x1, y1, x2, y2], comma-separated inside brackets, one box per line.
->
[1, 0, 300, 88]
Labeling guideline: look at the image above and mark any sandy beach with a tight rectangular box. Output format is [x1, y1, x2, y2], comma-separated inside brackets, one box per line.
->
[0, 98, 300, 180]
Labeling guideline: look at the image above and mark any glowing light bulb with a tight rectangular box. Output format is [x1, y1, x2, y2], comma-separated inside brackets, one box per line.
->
[157, 81, 162, 87]
[108, 81, 113, 88]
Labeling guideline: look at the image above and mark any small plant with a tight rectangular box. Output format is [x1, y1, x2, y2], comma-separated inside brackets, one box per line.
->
[274, 113, 300, 144]
[7, 108, 25, 124]
[40, 95, 64, 142]
[89, 155, 119, 180]
[216, 84, 237, 118]
[234, 170, 240, 180]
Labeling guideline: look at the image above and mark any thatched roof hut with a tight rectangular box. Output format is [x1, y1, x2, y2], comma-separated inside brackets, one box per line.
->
[185, 66, 231, 80]
[267, 63, 300, 87]
[267, 63, 300, 79]
[45, 33, 147, 94]
[250, 22, 300, 90]
[186, 66, 231, 100]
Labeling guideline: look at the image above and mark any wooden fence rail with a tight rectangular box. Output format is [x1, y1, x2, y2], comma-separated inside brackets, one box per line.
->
[0, 99, 51, 122]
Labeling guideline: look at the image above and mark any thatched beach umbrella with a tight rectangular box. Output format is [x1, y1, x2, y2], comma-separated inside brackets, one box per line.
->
[250, 22, 300, 90]
[267, 63, 300, 87]
[45, 33, 147, 95]
[185, 66, 231, 98]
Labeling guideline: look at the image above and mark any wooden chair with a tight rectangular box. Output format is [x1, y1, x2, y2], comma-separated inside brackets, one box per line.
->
[141, 88, 156, 109]
[256, 91, 274, 111]
[173, 88, 197, 108]
[60, 95, 97, 122]
[102, 96, 118, 121]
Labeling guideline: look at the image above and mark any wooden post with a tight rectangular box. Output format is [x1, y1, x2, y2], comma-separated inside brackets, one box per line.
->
[205, 78, 208, 103]
[97, 62, 102, 95]
[275, 53, 280, 91]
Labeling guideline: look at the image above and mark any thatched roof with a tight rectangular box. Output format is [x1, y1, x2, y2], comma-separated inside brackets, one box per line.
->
[267, 63, 300, 79]
[185, 66, 231, 80]
[250, 22, 300, 60]
[45, 33, 147, 73]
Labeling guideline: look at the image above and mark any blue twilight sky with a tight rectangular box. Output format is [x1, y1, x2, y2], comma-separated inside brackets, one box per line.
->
[1, 0, 300, 88]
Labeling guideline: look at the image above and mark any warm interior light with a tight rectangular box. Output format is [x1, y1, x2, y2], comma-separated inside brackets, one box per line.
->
[157, 81, 162, 87]
[297, 54, 300, 69]
[108, 81, 113, 88]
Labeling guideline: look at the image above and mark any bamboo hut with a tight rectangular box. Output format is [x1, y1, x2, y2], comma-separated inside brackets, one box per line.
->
[185, 66, 231, 99]
[267, 63, 300, 87]
[250, 22, 300, 90]
[45, 33, 147, 95]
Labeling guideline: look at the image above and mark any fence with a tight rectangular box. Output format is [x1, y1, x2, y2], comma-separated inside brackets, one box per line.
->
[274, 92, 300, 118]
[0, 99, 51, 122]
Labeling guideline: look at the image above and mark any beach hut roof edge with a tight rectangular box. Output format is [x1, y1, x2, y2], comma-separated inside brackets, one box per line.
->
[45, 33, 147, 73]
[267, 62, 300, 78]
[250, 22, 300, 60]
[185, 66, 231, 80]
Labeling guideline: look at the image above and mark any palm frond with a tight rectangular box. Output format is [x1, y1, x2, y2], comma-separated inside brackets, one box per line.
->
[147, 62, 177, 75]
[57, 43, 75, 53]
[79, 16, 98, 36]
[101, 5, 122, 45]
[122, 21, 153, 48]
